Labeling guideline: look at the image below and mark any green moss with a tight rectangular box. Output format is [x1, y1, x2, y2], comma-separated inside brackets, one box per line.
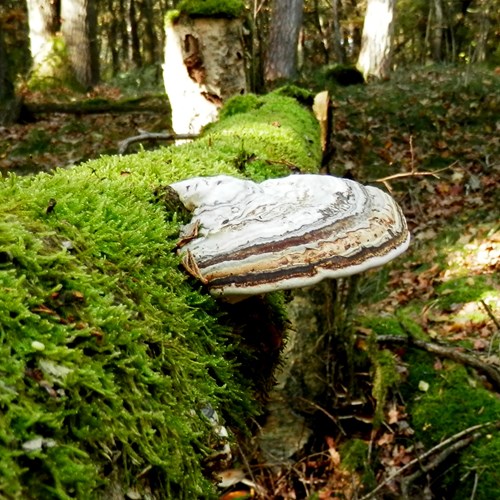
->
[177, 0, 245, 18]
[408, 359, 499, 443]
[11, 128, 53, 156]
[28, 35, 84, 92]
[370, 347, 400, 426]
[272, 85, 314, 106]
[0, 181, 242, 498]
[403, 353, 500, 499]
[360, 316, 405, 337]
[203, 92, 321, 181]
[340, 438, 368, 472]
[339, 439, 376, 491]
[436, 276, 495, 310]
[218, 94, 261, 120]
[165, 9, 181, 24]
[0, 93, 321, 497]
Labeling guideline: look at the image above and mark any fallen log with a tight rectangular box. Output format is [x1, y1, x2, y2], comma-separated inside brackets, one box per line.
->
[23, 96, 170, 116]
[0, 90, 321, 499]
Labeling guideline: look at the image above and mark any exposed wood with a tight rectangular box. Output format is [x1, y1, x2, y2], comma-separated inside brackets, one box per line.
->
[312, 91, 331, 153]
[163, 15, 247, 136]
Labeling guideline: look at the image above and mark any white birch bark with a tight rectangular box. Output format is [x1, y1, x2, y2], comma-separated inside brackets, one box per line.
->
[357, 0, 396, 80]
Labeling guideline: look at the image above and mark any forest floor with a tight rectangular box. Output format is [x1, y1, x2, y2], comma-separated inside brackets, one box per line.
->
[0, 83, 171, 176]
[264, 66, 499, 500]
[1, 65, 499, 499]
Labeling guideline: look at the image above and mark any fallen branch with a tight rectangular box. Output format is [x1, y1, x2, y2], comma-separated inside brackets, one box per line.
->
[400, 430, 483, 497]
[372, 333, 500, 391]
[359, 421, 500, 500]
[481, 299, 500, 330]
[24, 97, 169, 116]
[118, 132, 199, 154]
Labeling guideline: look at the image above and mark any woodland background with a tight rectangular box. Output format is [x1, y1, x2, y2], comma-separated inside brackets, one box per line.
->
[0, 1, 499, 499]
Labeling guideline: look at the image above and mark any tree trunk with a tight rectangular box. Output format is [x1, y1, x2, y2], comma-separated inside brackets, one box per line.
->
[60, 0, 99, 89]
[357, 0, 396, 80]
[332, 0, 344, 63]
[107, 0, 120, 75]
[264, 0, 304, 85]
[0, 19, 19, 125]
[430, 0, 444, 62]
[129, 0, 142, 67]
[27, 0, 98, 88]
[163, 14, 247, 136]
[26, 0, 59, 81]
[260, 279, 360, 461]
[119, 0, 130, 68]
[141, 0, 158, 66]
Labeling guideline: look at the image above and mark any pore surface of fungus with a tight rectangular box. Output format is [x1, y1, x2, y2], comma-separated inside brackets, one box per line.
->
[171, 174, 410, 299]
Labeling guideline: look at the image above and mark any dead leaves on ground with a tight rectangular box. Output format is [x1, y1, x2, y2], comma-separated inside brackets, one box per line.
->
[0, 86, 169, 175]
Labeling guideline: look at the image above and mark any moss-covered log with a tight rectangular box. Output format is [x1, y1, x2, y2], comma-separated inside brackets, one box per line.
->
[0, 92, 321, 499]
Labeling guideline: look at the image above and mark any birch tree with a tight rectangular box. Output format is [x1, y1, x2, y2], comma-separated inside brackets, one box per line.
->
[60, 0, 99, 88]
[26, 0, 98, 89]
[357, 0, 396, 80]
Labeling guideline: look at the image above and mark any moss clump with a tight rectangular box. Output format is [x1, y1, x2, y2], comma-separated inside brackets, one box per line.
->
[324, 64, 365, 87]
[339, 439, 376, 491]
[165, 9, 181, 24]
[360, 316, 405, 337]
[0, 92, 320, 498]
[0, 176, 247, 498]
[28, 35, 84, 92]
[272, 85, 314, 106]
[405, 353, 500, 499]
[408, 358, 499, 443]
[204, 92, 321, 181]
[435, 276, 494, 310]
[370, 347, 400, 426]
[177, 0, 245, 18]
[218, 94, 261, 120]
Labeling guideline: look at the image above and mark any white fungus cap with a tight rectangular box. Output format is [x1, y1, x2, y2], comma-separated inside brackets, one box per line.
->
[170, 174, 410, 300]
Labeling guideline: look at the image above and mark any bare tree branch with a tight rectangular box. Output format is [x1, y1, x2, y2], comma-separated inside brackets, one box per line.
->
[359, 421, 500, 500]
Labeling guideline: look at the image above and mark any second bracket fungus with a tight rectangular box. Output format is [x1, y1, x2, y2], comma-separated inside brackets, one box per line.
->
[170, 174, 410, 300]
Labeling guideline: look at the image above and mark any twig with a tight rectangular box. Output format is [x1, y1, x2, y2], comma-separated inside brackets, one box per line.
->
[373, 164, 455, 192]
[470, 470, 479, 500]
[481, 299, 500, 356]
[481, 299, 500, 330]
[118, 132, 199, 154]
[358, 422, 498, 500]
[400, 430, 484, 497]
[297, 397, 343, 433]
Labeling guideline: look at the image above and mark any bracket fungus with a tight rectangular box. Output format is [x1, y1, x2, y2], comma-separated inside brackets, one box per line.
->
[170, 174, 410, 301]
